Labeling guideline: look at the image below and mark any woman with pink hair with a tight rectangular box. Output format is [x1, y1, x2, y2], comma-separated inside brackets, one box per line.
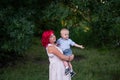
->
[41, 30, 74, 80]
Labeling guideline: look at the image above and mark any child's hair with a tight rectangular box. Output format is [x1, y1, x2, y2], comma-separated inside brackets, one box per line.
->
[60, 28, 69, 34]
[41, 30, 54, 47]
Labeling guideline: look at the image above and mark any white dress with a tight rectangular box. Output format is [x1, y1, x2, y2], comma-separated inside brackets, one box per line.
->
[46, 44, 71, 80]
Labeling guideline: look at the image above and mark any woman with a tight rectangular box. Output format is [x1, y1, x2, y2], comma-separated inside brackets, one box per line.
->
[41, 30, 74, 80]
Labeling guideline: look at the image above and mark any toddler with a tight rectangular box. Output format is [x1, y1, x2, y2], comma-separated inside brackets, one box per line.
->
[57, 28, 84, 77]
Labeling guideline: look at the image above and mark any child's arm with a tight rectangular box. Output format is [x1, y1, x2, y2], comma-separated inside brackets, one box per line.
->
[74, 43, 84, 49]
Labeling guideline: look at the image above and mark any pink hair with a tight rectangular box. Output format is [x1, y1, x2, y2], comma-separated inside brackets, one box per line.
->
[41, 30, 54, 47]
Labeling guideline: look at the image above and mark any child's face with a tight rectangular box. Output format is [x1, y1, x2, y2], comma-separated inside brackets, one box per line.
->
[61, 30, 69, 40]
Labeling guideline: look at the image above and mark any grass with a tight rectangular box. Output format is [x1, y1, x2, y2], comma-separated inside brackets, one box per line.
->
[72, 48, 120, 80]
[0, 37, 120, 80]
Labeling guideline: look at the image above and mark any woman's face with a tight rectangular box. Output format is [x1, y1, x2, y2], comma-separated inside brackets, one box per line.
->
[49, 33, 56, 43]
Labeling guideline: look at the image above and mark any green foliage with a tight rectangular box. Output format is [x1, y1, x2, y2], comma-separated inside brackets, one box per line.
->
[0, 8, 35, 64]
[55, 0, 120, 47]
[41, 3, 69, 30]
[89, 0, 120, 47]
[40, 0, 120, 47]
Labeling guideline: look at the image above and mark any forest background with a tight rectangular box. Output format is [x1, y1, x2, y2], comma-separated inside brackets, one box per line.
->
[0, 0, 120, 80]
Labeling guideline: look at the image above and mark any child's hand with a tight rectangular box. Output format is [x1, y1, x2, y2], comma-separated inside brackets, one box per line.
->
[80, 45, 84, 49]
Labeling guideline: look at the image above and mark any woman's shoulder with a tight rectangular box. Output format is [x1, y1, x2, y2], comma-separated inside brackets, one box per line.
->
[47, 44, 56, 52]
[47, 44, 62, 53]
[47, 44, 56, 48]
[47, 44, 53, 47]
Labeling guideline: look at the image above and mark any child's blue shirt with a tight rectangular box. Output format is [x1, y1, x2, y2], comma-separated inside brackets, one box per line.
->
[57, 38, 75, 51]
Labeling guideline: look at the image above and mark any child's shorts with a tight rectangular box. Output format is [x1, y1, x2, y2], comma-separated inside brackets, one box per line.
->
[63, 49, 72, 56]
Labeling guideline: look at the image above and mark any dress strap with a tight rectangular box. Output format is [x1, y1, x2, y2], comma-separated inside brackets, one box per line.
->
[46, 44, 53, 50]
[48, 44, 53, 47]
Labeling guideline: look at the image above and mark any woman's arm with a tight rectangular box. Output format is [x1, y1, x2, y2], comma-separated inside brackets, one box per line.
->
[47, 46, 74, 61]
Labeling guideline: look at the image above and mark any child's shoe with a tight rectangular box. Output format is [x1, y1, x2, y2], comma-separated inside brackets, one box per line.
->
[70, 71, 76, 77]
[65, 68, 70, 75]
